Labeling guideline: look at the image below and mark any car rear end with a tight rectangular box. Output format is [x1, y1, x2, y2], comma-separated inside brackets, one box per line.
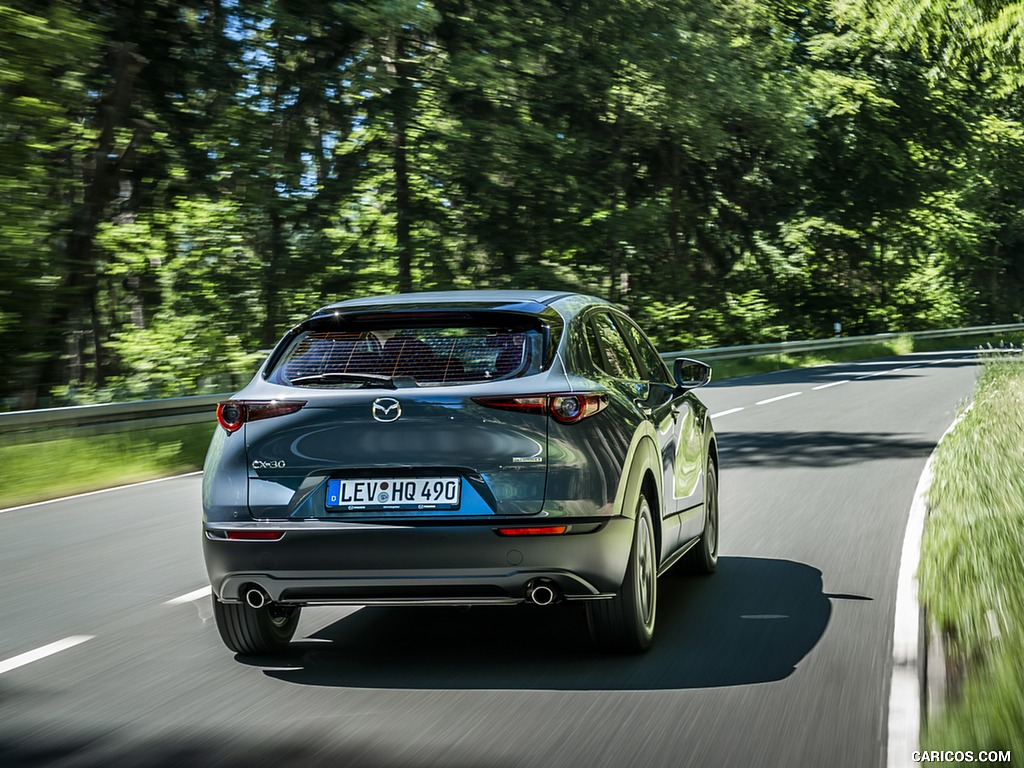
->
[202, 296, 635, 609]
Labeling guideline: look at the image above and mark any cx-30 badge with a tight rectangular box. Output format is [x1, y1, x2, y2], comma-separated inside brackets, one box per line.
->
[372, 397, 402, 423]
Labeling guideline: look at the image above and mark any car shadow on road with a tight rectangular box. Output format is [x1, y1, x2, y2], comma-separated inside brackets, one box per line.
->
[716, 430, 936, 468]
[247, 556, 845, 691]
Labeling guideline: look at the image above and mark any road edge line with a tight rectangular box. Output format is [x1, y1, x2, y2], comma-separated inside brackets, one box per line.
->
[887, 405, 972, 768]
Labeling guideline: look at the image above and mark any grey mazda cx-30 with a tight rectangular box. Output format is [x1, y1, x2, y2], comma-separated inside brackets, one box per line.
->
[203, 290, 718, 654]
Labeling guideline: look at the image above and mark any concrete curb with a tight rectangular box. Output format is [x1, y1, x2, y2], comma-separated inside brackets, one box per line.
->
[887, 406, 971, 767]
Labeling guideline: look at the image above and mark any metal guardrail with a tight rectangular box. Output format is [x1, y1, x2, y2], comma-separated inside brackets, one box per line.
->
[0, 394, 224, 439]
[1, 322, 1022, 439]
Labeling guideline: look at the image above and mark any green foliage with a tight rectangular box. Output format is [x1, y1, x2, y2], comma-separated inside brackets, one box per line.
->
[920, 356, 1024, 754]
[1, 0, 1023, 407]
[0, 3, 100, 403]
[922, 359, 1024, 657]
[922, 626, 1024, 756]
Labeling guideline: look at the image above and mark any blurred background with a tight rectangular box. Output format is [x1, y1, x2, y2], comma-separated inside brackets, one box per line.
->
[1, 0, 1023, 409]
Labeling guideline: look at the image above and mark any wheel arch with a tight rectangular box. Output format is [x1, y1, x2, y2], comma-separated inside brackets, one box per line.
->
[640, 468, 662, 562]
[611, 431, 664, 557]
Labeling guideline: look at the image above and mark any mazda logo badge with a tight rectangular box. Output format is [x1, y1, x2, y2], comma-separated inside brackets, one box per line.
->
[372, 397, 402, 423]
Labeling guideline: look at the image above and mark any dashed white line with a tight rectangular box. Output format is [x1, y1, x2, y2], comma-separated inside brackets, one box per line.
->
[756, 392, 802, 406]
[0, 636, 94, 675]
[701, 354, 974, 420]
[165, 585, 212, 605]
[812, 380, 850, 391]
[710, 407, 745, 418]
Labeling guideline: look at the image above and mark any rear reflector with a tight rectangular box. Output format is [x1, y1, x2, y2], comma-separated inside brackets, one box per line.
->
[495, 526, 568, 536]
[225, 531, 285, 541]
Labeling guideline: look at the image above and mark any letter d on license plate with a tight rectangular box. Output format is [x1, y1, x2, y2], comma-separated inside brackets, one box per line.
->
[326, 477, 461, 510]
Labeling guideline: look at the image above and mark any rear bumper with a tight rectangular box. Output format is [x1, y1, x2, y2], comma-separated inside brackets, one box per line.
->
[203, 517, 634, 605]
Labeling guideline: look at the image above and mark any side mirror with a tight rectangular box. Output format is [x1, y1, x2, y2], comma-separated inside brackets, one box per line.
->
[674, 358, 712, 390]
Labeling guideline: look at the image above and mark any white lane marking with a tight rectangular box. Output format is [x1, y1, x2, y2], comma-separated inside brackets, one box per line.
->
[854, 370, 890, 380]
[0, 471, 203, 516]
[857, 356, 972, 381]
[812, 380, 850, 391]
[888, 405, 973, 768]
[710, 407, 745, 418]
[165, 586, 212, 605]
[0, 636, 95, 675]
[755, 392, 802, 406]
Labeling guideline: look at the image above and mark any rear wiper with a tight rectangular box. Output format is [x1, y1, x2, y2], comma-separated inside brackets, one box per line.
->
[289, 372, 399, 388]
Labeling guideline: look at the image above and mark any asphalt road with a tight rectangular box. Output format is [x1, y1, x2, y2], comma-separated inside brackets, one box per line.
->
[0, 350, 979, 768]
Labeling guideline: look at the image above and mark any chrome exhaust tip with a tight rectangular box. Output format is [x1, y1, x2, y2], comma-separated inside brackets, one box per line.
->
[245, 586, 269, 609]
[525, 579, 558, 606]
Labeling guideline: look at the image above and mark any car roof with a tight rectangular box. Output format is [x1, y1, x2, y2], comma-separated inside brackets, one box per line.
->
[314, 290, 610, 317]
[322, 290, 573, 308]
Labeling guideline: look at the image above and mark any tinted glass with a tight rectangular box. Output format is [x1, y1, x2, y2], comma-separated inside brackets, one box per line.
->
[269, 325, 539, 387]
[616, 315, 672, 384]
[590, 312, 641, 380]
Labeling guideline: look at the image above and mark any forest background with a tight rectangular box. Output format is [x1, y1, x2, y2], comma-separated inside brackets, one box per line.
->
[2, 0, 1023, 409]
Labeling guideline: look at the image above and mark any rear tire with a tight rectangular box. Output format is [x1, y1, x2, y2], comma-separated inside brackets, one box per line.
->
[680, 459, 719, 575]
[587, 493, 657, 653]
[212, 595, 300, 654]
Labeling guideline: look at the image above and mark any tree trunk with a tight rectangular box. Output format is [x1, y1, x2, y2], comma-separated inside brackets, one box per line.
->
[394, 117, 413, 293]
[387, 34, 414, 294]
[262, 206, 286, 348]
[60, 43, 146, 389]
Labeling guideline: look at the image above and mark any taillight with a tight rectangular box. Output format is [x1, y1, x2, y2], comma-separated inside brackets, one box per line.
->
[473, 393, 607, 424]
[549, 394, 606, 424]
[472, 396, 547, 416]
[216, 400, 307, 433]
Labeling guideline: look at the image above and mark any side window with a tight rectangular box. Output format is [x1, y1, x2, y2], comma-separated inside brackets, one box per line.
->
[581, 317, 604, 373]
[615, 315, 673, 385]
[590, 312, 641, 380]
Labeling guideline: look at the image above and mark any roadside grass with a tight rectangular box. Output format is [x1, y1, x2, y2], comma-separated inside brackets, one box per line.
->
[0, 422, 214, 509]
[919, 357, 1024, 755]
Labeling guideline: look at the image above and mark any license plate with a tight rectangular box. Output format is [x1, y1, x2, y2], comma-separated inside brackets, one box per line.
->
[326, 477, 461, 510]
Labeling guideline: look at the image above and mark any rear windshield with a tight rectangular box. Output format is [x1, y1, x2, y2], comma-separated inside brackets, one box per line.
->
[267, 323, 545, 388]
